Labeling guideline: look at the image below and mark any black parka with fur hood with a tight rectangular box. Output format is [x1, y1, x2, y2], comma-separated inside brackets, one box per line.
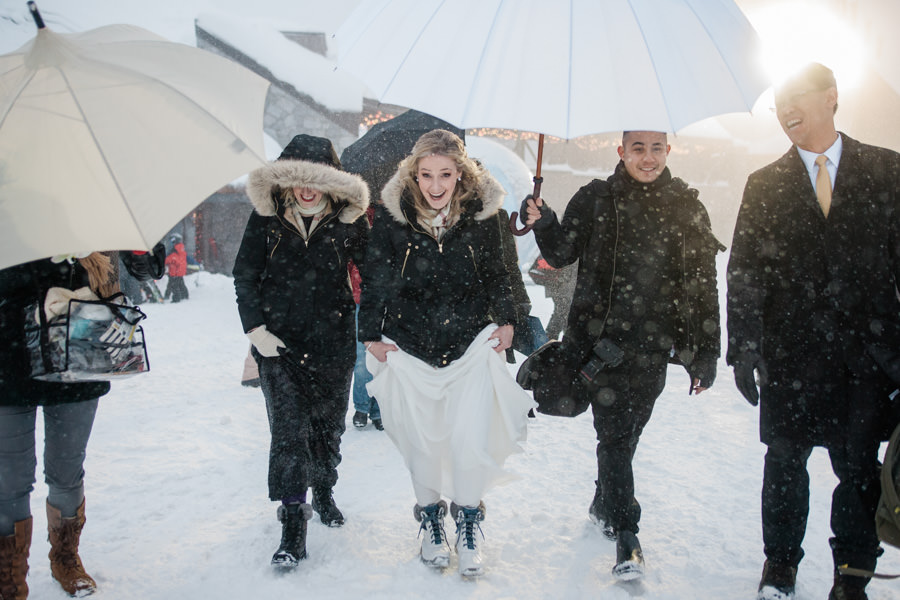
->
[358, 165, 516, 368]
[233, 136, 370, 364]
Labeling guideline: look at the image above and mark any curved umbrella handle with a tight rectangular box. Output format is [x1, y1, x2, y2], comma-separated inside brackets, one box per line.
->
[509, 211, 531, 236]
[508, 176, 543, 236]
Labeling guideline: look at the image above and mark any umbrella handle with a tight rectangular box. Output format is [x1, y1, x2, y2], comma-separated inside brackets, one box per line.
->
[509, 176, 542, 236]
[28, 2, 45, 29]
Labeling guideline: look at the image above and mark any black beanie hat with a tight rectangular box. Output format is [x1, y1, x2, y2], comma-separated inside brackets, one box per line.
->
[277, 134, 342, 169]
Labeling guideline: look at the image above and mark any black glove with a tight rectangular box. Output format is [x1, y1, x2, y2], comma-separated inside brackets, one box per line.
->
[121, 242, 166, 281]
[518, 194, 553, 230]
[687, 356, 717, 390]
[732, 352, 767, 406]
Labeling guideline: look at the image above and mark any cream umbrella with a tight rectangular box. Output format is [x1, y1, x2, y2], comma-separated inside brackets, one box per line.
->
[0, 2, 270, 269]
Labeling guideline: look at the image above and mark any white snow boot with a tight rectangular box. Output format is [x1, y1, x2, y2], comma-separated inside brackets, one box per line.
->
[452, 502, 485, 577]
[414, 501, 450, 568]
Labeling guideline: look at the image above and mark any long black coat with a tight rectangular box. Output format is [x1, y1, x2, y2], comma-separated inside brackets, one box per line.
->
[233, 159, 370, 366]
[533, 162, 723, 384]
[358, 167, 516, 368]
[727, 134, 900, 445]
[0, 249, 164, 407]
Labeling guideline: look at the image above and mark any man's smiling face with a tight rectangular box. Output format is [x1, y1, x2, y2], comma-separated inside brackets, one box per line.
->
[617, 131, 670, 184]
[774, 75, 838, 153]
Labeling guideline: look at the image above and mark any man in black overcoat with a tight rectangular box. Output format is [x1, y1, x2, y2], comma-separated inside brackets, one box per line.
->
[727, 62, 900, 600]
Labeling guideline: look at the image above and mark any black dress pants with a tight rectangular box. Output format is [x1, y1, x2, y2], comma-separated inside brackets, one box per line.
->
[762, 378, 887, 577]
[590, 352, 668, 534]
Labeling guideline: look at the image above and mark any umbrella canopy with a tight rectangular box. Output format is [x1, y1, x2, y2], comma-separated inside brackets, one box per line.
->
[334, 0, 769, 138]
[340, 109, 464, 198]
[334, 0, 769, 234]
[0, 9, 269, 270]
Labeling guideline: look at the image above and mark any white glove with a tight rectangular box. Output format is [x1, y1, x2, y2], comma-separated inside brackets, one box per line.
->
[246, 325, 286, 357]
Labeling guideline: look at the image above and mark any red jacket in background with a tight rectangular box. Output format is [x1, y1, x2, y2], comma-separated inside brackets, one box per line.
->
[165, 243, 188, 278]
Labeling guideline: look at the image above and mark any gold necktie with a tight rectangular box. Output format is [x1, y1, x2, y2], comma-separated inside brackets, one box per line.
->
[815, 154, 831, 218]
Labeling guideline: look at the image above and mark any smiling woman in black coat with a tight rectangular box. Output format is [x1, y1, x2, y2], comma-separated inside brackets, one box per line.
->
[358, 129, 534, 577]
[233, 134, 369, 568]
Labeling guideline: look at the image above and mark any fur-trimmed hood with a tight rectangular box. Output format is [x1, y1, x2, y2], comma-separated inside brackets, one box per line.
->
[380, 165, 505, 225]
[247, 160, 369, 224]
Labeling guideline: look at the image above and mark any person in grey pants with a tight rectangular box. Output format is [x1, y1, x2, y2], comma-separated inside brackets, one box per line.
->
[0, 248, 163, 599]
[0, 401, 99, 532]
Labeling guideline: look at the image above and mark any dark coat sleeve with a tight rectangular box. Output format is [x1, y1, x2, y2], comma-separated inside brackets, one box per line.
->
[232, 212, 269, 334]
[497, 209, 531, 315]
[681, 194, 724, 366]
[357, 206, 397, 343]
[345, 213, 370, 269]
[532, 182, 607, 269]
[726, 172, 768, 364]
[498, 208, 533, 361]
[478, 212, 517, 327]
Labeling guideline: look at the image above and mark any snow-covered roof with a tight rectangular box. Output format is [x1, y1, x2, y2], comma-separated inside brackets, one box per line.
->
[196, 13, 367, 113]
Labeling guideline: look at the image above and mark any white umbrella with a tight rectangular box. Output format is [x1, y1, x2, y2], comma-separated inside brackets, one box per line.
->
[0, 3, 270, 270]
[333, 0, 769, 231]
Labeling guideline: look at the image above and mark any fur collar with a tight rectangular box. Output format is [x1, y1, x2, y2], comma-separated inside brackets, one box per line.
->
[247, 160, 369, 223]
[380, 166, 505, 225]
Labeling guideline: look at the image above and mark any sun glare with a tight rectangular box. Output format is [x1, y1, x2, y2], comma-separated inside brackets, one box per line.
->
[747, 2, 866, 93]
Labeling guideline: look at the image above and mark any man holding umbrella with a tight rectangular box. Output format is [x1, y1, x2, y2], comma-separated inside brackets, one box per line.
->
[727, 62, 900, 600]
[523, 130, 723, 581]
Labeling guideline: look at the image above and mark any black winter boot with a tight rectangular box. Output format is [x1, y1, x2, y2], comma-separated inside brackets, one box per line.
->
[271, 503, 312, 567]
[828, 567, 870, 600]
[756, 560, 797, 600]
[828, 582, 868, 600]
[612, 530, 644, 581]
[828, 538, 877, 600]
[588, 480, 615, 540]
[312, 488, 345, 527]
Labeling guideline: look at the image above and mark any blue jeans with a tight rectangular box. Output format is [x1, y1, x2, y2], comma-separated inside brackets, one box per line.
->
[518, 315, 550, 355]
[353, 308, 380, 419]
[0, 399, 99, 535]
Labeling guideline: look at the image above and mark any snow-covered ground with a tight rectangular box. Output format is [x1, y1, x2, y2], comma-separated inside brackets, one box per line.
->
[22, 256, 900, 599]
[3, 2, 899, 598]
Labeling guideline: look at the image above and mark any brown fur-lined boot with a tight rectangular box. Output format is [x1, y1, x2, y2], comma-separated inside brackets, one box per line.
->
[0, 517, 32, 600]
[47, 500, 96, 597]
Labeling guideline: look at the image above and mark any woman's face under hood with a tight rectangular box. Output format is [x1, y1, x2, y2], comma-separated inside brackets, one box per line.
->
[292, 186, 324, 209]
